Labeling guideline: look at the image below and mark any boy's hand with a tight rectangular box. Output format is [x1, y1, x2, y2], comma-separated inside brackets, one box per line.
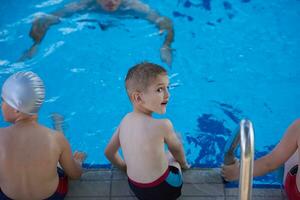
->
[73, 151, 87, 165]
[181, 162, 191, 170]
[221, 158, 240, 181]
[120, 163, 127, 173]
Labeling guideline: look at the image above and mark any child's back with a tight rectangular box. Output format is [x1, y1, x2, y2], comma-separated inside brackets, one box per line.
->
[119, 112, 169, 183]
[0, 124, 64, 199]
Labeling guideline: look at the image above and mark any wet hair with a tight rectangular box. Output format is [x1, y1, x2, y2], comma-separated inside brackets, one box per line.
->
[125, 62, 167, 98]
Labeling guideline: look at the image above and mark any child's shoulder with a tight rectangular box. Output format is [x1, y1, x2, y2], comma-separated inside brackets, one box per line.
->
[154, 118, 174, 132]
[36, 124, 66, 142]
[0, 127, 10, 137]
[120, 112, 133, 123]
[38, 124, 61, 134]
[294, 119, 300, 126]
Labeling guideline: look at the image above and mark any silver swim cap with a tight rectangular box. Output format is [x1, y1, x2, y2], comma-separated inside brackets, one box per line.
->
[1, 71, 45, 115]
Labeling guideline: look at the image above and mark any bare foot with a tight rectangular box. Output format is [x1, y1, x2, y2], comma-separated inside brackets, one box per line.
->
[51, 113, 65, 133]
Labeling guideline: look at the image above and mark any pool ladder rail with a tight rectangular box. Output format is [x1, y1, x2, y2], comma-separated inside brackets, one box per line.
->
[224, 119, 255, 200]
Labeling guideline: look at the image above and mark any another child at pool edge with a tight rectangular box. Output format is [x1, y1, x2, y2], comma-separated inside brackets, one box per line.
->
[105, 62, 189, 200]
[0, 71, 86, 200]
[222, 119, 300, 200]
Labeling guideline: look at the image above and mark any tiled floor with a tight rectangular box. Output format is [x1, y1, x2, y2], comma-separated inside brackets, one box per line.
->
[65, 168, 287, 200]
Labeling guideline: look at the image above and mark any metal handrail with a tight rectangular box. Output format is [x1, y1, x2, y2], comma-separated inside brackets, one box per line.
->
[224, 119, 254, 200]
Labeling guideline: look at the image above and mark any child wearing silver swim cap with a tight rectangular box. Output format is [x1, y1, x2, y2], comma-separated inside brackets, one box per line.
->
[2, 71, 45, 115]
[0, 71, 86, 199]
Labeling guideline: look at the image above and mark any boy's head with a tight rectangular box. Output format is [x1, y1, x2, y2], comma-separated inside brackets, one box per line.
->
[125, 62, 167, 98]
[1, 71, 45, 121]
[97, 0, 122, 12]
[125, 62, 170, 114]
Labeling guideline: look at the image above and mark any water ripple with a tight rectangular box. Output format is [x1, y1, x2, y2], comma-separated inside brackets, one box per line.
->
[35, 0, 63, 8]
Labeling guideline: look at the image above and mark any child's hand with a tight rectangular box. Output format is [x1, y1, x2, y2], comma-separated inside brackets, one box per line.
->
[181, 162, 191, 170]
[221, 158, 240, 181]
[73, 151, 87, 165]
[120, 163, 127, 173]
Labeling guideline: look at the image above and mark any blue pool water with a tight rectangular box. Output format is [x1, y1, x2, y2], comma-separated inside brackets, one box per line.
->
[1, 0, 300, 186]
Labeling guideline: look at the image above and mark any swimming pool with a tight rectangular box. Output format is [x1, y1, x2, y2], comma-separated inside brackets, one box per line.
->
[1, 0, 300, 186]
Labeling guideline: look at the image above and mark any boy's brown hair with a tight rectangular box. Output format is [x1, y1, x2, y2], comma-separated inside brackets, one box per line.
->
[125, 62, 167, 98]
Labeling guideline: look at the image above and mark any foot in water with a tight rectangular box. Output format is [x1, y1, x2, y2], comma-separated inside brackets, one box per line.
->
[51, 113, 65, 133]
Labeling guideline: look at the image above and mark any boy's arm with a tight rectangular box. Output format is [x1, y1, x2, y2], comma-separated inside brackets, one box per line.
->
[129, 0, 174, 66]
[56, 132, 86, 179]
[162, 119, 189, 169]
[104, 127, 127, 172]
[222, 120, 300, 181]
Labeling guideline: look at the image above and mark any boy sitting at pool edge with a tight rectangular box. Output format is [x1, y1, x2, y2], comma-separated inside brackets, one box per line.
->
[0, 71, 86, 200]
[105, 62, 189, 200]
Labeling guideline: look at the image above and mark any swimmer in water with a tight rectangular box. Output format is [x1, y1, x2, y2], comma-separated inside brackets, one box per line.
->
[21, 0, 174, 67]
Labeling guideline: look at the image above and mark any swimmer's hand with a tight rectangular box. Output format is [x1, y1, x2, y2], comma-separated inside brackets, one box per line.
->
[73, 151, 87, 166]
[156, 16, 174, 67]
[160, 45, 172, 67]
[30, 15, 60, 43]
[221, 158, 240, 181]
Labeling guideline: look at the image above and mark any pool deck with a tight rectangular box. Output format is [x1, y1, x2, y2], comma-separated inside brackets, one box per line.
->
[65, 168, 287, 200]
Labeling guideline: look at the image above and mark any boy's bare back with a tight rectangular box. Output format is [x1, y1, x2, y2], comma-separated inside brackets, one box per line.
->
[119, 112, 170, 183]
[105, 63, 189, 186]
[0, 122, 64, 199]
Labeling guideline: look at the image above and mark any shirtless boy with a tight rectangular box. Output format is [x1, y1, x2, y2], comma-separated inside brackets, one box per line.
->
[105, 62, 189, 200]
[0, 71, 85, 200]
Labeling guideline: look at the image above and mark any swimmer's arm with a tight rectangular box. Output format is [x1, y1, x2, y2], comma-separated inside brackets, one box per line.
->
[30, 0, 93, 44]
[105, 127, 127, 172]
[130, 0, 174, 44]
[130, 0, 174, 66]
[147, 12, 174, 47]
[57, 132, 85, 179]
[51, 0, 94, 19]
[162, 119, 189, 169]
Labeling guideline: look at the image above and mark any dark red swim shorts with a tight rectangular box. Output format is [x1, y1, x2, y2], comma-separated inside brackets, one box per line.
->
[285, 165, 300, 200]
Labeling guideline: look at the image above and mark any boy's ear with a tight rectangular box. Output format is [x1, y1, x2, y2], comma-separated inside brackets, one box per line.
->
[14, 110, 22, 118]
[132, 91, 143, 104]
